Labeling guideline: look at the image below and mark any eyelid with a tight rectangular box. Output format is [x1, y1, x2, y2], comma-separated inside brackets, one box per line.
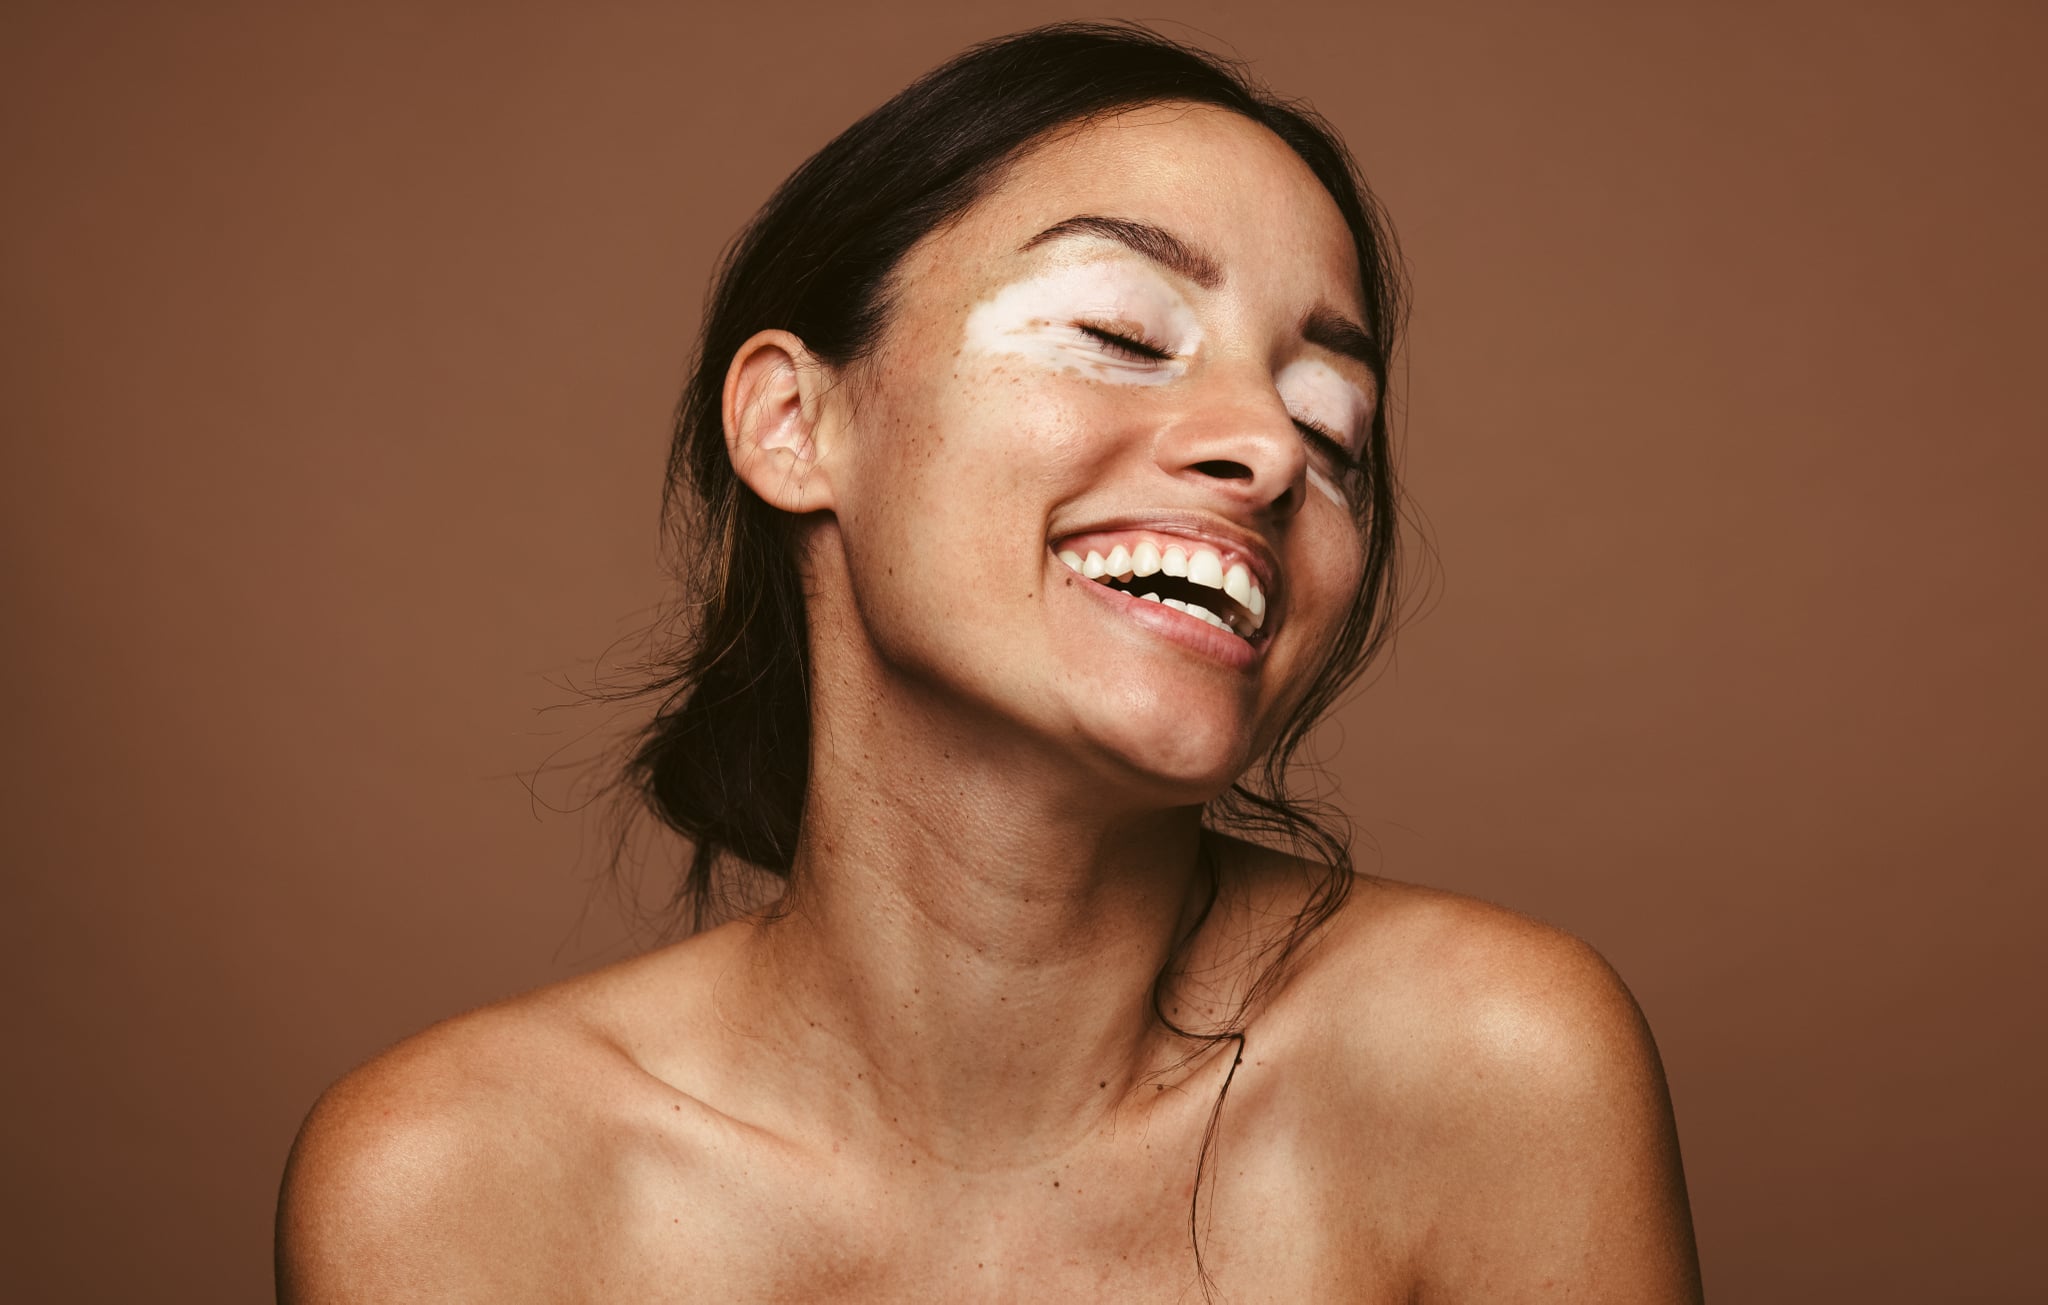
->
[1075, 322, 1174, 360]
[1293, 417, 1362, 471]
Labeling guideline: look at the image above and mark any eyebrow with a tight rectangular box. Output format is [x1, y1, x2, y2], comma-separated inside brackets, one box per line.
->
[1021, 214, 1223, 290]
[1300, 306, 1381, 378]
[1021, 213, 1381, 377]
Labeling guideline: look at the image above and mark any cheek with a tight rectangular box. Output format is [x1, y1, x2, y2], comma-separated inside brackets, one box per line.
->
[1281, 525, 1370, 670]
[832, 352, 1088, 599]
[884, 349, 1125, 495]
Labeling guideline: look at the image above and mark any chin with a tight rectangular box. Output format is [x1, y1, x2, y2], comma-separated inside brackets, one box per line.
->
[1077, 705, 1257, 806]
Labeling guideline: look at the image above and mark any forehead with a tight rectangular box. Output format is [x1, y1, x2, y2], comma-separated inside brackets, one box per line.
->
[897, 103, 1366, 324]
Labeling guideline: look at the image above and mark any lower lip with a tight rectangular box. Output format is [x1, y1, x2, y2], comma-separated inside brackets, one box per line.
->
[1058, 562, 1266, 671]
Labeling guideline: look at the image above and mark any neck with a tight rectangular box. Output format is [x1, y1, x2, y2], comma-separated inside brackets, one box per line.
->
[729, 671, 1222, 1170]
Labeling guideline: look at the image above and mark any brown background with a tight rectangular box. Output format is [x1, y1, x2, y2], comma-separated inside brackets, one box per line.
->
[4, 1, 2042, 1300]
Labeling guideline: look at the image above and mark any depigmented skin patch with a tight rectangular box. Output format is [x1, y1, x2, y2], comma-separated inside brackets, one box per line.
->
[1275, 357, 1373, 509]
[960, 256, 1371, 513]
[1303, 467, 1346, 509]
[961, 259, 1202, 385]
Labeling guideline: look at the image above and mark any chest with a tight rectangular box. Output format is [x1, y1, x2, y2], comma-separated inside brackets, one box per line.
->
[594, 1110, 1413, 1303]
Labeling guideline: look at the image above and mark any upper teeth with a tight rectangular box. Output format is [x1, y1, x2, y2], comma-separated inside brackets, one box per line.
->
[1055, 539, 1267, 634]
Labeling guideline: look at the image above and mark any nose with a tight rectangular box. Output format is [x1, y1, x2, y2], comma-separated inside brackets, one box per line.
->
[1155, 372, 1309, 520]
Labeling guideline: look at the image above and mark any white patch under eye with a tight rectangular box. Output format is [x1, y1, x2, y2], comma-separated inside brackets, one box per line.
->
[1305, 467, 1346, 508]
[962, 260, 1200, 382]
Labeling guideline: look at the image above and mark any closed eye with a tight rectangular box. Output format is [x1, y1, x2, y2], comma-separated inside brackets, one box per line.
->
[1076, 323, 1174, 361]
[1079, 322, 1361, 476]
[1295, 418, 1362, 473]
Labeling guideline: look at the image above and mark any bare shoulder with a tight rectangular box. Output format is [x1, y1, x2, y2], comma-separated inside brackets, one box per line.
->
[1315, 874, 1659, 1095]
[1230, 842, 1648, 1067]
[276, 931, 743, 1303]
[276, 995, 612, 1302]
[1234, 846, 1704, 1301]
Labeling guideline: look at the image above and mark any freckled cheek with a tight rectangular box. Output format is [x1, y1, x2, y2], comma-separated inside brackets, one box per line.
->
[1287, 533, 1369, 642]
[935, 361, 1128, 468]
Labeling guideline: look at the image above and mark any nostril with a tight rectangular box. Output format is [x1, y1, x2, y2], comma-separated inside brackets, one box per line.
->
[1192, 459, 1254, 481]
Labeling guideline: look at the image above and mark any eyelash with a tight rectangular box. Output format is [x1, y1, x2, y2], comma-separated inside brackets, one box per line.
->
[1077, 323, 1173, 361]
[1076, 323, 1363, 474]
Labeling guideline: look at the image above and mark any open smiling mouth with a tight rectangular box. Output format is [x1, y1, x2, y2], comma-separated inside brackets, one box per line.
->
[1052, 535, 1268, 640]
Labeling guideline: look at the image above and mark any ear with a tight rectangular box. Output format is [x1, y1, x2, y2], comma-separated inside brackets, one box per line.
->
[722, 329, 840, 514]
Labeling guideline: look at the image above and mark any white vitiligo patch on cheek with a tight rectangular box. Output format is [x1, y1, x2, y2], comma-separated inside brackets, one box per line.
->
[1303, 468, 1346, 509]
[961, 260, 1201, 382]
[1277, 356, 1371, 509]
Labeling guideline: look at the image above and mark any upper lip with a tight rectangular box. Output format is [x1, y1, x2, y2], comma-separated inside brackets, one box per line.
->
[1048, 510, 1282, 603]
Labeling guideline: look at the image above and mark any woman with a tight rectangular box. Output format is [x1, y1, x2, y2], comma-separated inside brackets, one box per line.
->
[279, 23, 1702, 1301]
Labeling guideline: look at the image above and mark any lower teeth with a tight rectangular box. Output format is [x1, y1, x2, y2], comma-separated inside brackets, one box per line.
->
[1118, 583, 1239, 635]
[1160, 596, 1230, 631]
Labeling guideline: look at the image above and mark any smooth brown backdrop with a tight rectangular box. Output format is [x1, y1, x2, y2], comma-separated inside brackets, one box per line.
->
[4, 2, 2042, 1301]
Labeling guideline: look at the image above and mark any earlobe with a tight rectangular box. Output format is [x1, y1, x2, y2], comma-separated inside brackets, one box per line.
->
[722, 329, 837, 514]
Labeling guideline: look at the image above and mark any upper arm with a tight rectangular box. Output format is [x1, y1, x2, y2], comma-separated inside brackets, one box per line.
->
[276, 1058, 488, 1303]
[1325, 892, 1703, 1303]
[1422, 932, 1700, 1301]
[275, 1034, 570, 1304]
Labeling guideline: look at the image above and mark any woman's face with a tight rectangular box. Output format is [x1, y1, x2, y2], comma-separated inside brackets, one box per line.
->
[810, 103, 1378, 800]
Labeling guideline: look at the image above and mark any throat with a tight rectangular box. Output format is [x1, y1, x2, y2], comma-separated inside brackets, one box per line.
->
[746, 820, 1220, 1161]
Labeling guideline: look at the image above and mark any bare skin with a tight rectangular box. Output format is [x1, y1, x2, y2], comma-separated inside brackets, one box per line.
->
[278, 106, 1702, 1302]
